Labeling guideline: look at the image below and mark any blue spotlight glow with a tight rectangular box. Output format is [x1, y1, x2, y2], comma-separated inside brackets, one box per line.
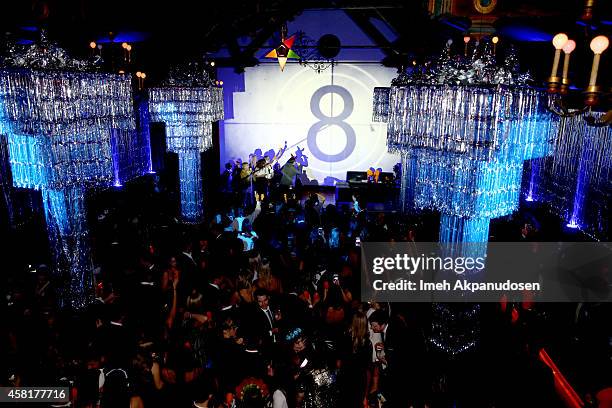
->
[96, 32, 151, 43]
[497, 26, 553, 42]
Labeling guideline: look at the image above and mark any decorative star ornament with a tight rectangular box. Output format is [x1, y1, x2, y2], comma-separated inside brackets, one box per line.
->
[265, 35, 300, 71]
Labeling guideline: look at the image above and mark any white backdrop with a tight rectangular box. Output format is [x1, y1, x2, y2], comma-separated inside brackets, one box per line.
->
[220, 63, 399, 185]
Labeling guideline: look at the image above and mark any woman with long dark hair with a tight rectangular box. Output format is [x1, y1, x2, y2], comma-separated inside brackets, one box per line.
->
[338, 312, 373, 407]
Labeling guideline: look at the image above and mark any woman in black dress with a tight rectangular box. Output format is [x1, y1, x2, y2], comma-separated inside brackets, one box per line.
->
[338, 311, 373, 407]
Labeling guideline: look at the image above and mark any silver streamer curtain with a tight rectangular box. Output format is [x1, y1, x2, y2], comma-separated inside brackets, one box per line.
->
[523, 112, 612, 240]
[372, 87, 390, 123]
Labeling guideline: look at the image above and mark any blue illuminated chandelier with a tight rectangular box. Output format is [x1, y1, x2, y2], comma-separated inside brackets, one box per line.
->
[148, 63, 224, 223]
[373, 38, 559, 357]
[0, 30, 135, 309]
[374, 39, 559, 244]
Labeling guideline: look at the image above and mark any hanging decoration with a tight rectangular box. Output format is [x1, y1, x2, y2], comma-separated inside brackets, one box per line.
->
[430, 303, 480, 357]
[0, 30, 135, 309]
[109, 94, 154, 187]
[374, 40, 558, 243]
[135, 94, 155, 175]
[293, 31, 337, 73]
[372, 87, 390, 123]
[265, 24, 300, 71]
[148, 62, 224, 223]
[522, 112, 611, 241]
[373, 39, 559, 357]
[0, 133, 14, 228]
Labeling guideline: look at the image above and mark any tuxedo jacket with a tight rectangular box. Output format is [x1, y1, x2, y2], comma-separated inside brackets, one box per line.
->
[243, 305, 277, 346]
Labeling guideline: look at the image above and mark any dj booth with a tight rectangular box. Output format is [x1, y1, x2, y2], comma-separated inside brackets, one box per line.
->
[335, 171, 399, 204]
[296, 171, 399, 208]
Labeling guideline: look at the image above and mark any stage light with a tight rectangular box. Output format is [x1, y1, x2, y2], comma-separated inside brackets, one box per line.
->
[122, 42, 128, 49]
[126, 44, 132, 51]
[219, 80, 223, 85]
[89, 41, 96, 49]
[141, 73, 146, 79]
[136, 71, 142, 78]
[210, 61, 215, 67]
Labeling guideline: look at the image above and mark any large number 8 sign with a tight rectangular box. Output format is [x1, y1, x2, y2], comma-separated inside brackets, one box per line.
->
[307, 85, 356, 163]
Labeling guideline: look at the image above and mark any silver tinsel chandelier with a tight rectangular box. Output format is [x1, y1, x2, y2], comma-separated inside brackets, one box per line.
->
[374, 39, 558, 244]
[147, 62, 224, 223]
[372, 38, 559, 357]
[0, 30, 135, 309]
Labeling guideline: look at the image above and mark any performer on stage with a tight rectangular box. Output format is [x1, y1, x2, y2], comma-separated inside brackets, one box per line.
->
[280, 156, 301, 197]
[249, 143, 288, 201]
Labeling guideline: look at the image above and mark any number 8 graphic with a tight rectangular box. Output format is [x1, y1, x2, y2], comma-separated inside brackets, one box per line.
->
[307, 85, 356, 163]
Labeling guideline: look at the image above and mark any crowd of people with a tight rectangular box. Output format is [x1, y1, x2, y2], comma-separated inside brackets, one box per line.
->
[4, 151, 423, 408]
[3, 151, 611, 408]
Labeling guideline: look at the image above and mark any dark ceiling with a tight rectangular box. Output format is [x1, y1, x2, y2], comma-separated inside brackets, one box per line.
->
[0, 0, 610, 86]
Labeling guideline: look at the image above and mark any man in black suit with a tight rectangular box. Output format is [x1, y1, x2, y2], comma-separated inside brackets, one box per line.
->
[369, 309, 428, 408]
[176, 239, 198, 298]
[94, 303, 135, 371]
[133, 252, 163, 335]
[201, 270, 223, 312]
[244, 289, 279, 353]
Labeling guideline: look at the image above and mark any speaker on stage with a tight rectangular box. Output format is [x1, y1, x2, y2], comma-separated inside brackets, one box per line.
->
[346, 171, 367, 184]
[378, 172, 395, 184]
[149, 122, 167, 172]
